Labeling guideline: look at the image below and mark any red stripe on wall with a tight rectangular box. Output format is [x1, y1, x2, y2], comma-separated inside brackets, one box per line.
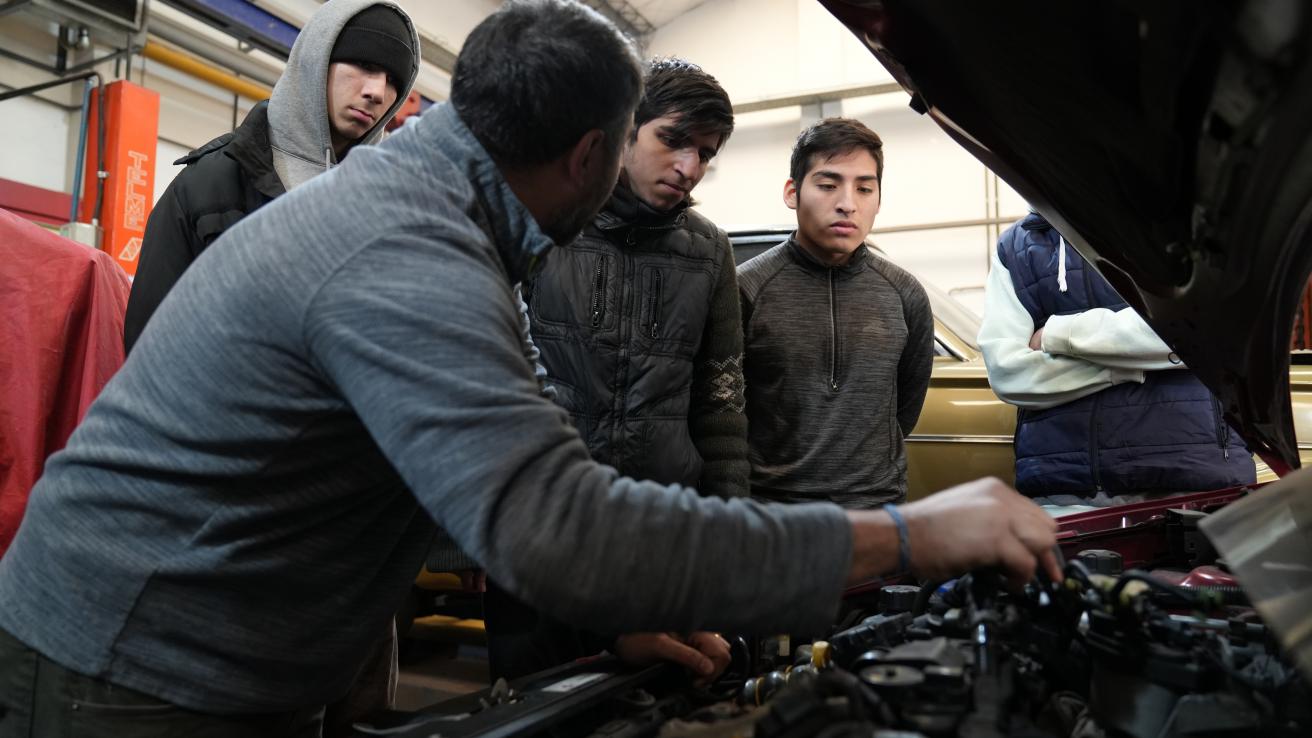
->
[0, 178, 72, 227]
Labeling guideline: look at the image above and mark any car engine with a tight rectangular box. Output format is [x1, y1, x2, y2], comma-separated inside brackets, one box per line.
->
[375, 516, 1311, 738]
[723, 556, 1309, 738]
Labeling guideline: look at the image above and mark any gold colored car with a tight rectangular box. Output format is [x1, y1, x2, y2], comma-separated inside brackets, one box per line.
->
[730, 229, 1312, 500]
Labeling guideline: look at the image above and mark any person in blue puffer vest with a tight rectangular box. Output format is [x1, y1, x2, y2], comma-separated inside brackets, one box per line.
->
[978, 212, 1255, 505]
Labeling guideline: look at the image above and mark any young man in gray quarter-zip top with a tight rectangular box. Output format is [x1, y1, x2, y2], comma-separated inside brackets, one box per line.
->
[739, 118, 936, 509]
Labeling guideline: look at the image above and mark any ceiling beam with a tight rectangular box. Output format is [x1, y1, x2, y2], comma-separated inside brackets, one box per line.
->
[577, 0, 654, 46]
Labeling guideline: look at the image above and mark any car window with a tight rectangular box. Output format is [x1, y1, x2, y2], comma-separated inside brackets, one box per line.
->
[920, 282, 980, 352]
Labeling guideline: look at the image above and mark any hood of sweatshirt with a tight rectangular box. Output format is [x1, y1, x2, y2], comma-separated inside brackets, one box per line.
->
[268, 0, 420, 192]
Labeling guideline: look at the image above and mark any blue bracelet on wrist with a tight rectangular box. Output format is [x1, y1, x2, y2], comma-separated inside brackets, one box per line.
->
[885, 503, 911, 575]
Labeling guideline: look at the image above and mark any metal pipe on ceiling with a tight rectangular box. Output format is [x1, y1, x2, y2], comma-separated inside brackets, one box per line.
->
[871, 215, 1024, 236]
[148, 11, 282, 88]
[142, 40, 271, 101]
[158, 0, 298, 59]
[578, 0, 654, 44]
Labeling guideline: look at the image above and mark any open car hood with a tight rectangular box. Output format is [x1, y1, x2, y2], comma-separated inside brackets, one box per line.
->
[820, 0, 1312, 473]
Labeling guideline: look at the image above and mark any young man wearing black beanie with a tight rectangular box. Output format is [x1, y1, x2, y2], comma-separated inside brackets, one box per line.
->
[124, 0, 419, 353]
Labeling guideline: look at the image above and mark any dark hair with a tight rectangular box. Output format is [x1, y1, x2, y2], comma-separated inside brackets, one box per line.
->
[450, 0, 643, 168]
[789, 118, 884, 185]
[633, 57, 734, 150]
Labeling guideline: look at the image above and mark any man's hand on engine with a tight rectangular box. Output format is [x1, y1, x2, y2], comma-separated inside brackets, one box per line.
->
[848, 477, 1062, 590]
[614, 632, 732, 687]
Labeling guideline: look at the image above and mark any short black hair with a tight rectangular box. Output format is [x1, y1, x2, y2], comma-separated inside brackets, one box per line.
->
[790, 118, 884, 185]
[633, 57, 734, 151]
[450, 0, 643, 168]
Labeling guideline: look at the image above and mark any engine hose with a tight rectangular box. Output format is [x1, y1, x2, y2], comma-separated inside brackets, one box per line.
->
[911, 579, 944, 616]
[1111, 570, 1222, 610]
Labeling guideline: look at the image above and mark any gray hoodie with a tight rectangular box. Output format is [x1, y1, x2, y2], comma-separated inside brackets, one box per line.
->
[269, 0, 420, 191]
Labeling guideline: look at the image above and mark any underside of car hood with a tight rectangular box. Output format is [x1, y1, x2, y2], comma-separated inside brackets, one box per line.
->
[821, 0, 1312, 473]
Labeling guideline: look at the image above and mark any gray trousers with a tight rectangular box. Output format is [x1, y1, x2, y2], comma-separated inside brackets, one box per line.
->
[0, 627, 323, 738]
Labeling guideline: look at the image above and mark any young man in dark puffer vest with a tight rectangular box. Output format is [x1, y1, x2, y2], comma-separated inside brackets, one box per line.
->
[978, 211, 1255, 504]
[487, 57, 746, 681]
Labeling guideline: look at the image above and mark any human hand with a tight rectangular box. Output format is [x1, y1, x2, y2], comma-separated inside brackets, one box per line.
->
[614, 632, 732, 686]
[456, 569, 486, 593]
[849, 477, 1061, 590]
[1028, 328, 1044, 351]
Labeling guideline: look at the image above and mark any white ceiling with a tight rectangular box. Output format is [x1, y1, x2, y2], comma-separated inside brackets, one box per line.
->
[258, 1, 715, 35]
[629, 0, 712, 29]
[240, 0, 719, 95]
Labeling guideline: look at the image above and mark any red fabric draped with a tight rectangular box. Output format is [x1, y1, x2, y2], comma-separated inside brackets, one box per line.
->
[0, 208, 130, 556]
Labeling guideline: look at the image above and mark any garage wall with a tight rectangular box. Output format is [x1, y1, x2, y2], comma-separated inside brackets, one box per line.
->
[1, 53, 255, 209]
[404, 0, 502, 52]
[0, 10, 261, 209]
[0, 94, 73, 193]
[2, 0, 1031, 315]
[0, 0, 485, 213]
[646, 0, 1030, 315]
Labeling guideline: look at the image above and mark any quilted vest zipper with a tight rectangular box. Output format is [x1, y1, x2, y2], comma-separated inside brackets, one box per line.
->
[648, 269, 663, 338]
[1088, 391, 1103, 492]
[590, 258, 608, 330]
[1213, 398, 1230, 459]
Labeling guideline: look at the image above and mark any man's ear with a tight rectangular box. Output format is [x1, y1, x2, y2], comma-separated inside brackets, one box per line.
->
[783, 178, 799, 211]
[565, 129, 608, 187]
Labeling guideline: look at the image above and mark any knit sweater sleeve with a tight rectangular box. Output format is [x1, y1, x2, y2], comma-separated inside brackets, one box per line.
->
[689, 232, 750, 499]
[1041, 307, 1182, 371]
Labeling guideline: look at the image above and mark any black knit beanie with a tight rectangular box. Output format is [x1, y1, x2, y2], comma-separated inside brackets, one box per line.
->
[330, 5, 413, 87]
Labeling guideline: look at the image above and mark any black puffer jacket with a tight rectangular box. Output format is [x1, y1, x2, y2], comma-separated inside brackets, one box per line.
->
[123, 101, 283, 352]
[523, 185, 748, 497]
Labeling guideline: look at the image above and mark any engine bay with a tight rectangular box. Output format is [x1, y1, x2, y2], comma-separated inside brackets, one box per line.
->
[729, 552, 1308, 738]
[370, 499, 1311, 738]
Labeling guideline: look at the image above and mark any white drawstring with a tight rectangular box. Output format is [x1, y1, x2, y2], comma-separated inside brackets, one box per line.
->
[1057, 236, 1069, 293]
[325, 146, 334, 171]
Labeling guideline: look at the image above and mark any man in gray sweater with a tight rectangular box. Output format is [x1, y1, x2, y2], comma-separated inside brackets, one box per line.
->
[740, 118, 936, 509]
[0, 3, 1057, 735]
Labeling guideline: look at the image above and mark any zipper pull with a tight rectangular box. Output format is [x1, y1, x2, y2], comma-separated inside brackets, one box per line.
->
[590, 258, 607, 330]
[648, 270, 663, 338]
[830, 380, 838, 392]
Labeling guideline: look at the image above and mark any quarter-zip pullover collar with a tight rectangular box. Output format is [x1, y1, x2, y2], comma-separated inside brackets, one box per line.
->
[785, 234, 871, 277]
